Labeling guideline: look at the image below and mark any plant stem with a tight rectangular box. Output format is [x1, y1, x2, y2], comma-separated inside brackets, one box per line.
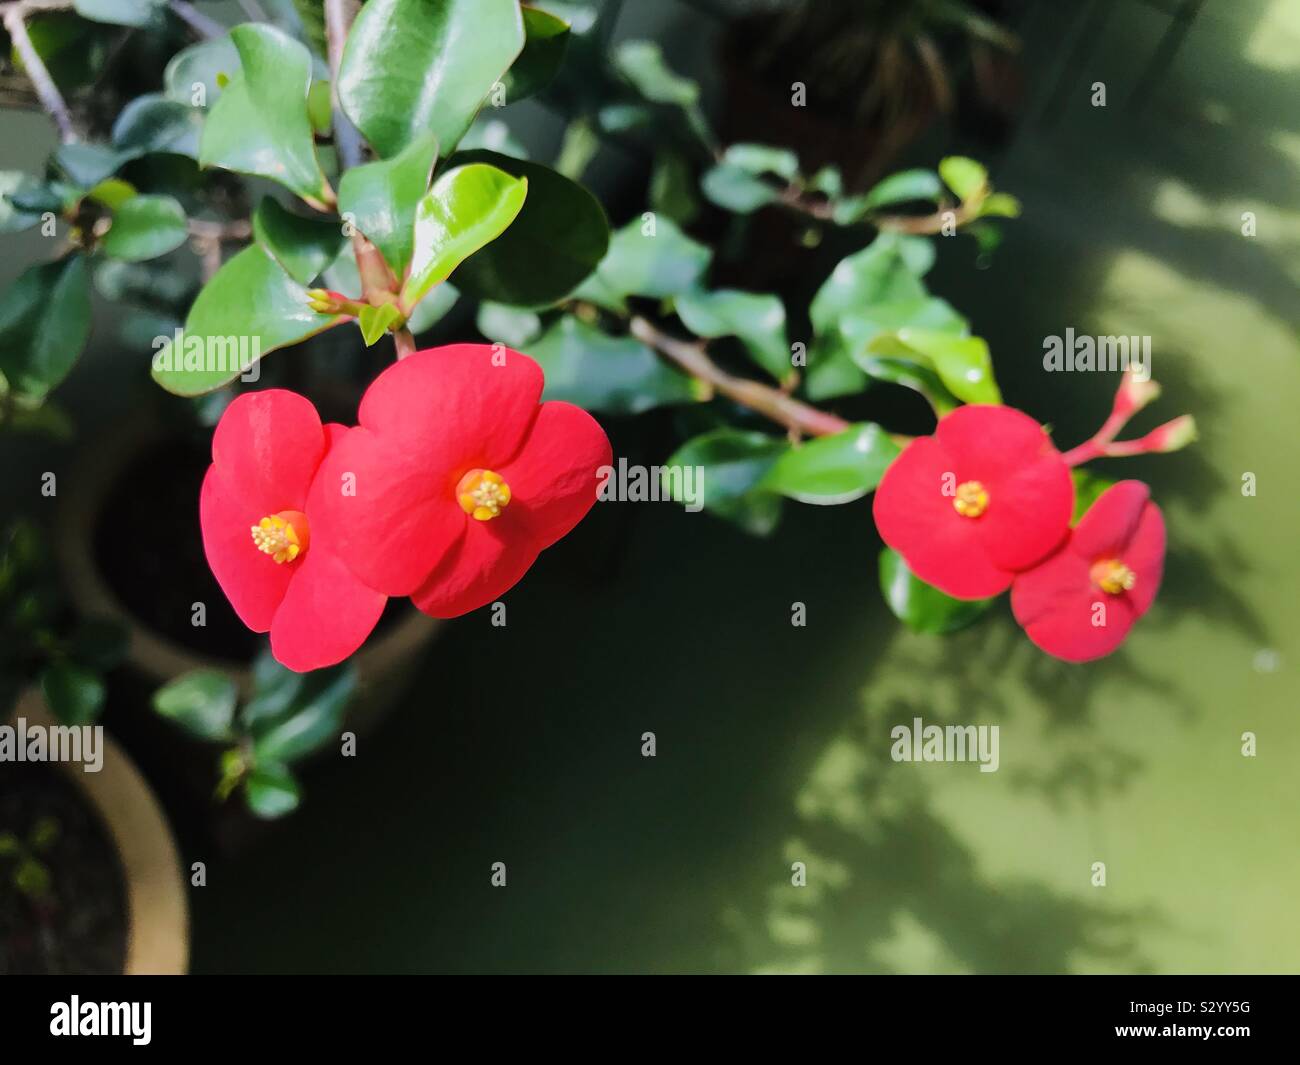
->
[168, 0, 225, 39]
[393, 328, 416, 359]
[2, 3, 77, 143]
[629, 316, 850, 438]
[324, 0, 364, 171]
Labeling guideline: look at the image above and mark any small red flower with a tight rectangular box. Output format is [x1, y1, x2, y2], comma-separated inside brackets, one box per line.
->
[200, 390, 387, 672]
[1011, 480, 1165, 662]
[872, 404, 1074, 599]
[312, 344, 611, 617]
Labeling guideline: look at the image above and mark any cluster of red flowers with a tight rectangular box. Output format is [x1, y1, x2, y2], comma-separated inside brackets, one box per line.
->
[874, 372, 1191, 662]
[200, 344, 611, 671]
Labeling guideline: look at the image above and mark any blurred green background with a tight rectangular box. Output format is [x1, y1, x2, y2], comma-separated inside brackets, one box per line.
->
[4, 0, 1298, 973]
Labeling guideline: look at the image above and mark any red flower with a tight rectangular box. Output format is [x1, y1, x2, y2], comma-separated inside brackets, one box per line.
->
[1011, 480, 1165, 662]
[200, 390, 387, 672]
[872, 404, 1074, 599]
[312, 344, 611, 617]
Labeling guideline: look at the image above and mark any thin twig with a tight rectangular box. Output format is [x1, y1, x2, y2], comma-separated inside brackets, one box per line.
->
[168, 0, 225, 40]
[324, 0, 364, 171]
[2, 2, 77, 143]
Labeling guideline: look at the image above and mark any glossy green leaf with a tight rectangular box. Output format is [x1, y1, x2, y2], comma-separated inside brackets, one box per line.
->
[663, 428, 787, 535]
[868, 327, 1000, 405]
[245, 762, 301, 819]
[850, 352, 961, 415]
[164, 35, 241, 107]
[880, 548, 995, 635]
[939, 156, 988, 203]
[529, 315, 700, 415]
[574, 216, 709, 311]
[502, 5, 570, 102]
[401, 163, 528, 309]
[41, 661, 105, 727]
[337, 133, 438, 279]
[251, 663, 355, 764]
[54, 144, 126, 189]
[761, 423, 899, 505]
[338, 0, 525, 158]
[112, 93, 204, 160]
[73, 0, 164, 27]
[676, 289, 790, 382]
[199, 24, 328, 204]
[101, 194, 188, 262]
[448, 149, 608, 307]
[152, 669, 238, 741]
[0, 257, 91, 402]
[152, 246, 344, 396]
[358, 302, 402, 346]
[252, 197, 346, 285]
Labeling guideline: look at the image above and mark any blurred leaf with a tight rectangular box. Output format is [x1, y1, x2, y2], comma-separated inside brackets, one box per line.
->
[307, 80, 333, 135]
[613, 39, 699, 107]
[701, 163, 779, 214]
[676, 289, 789, 382]
[291, 0, 329, 57]
[240, 649, 304, 732]
[723, 143, 799, 181]
[459, 117, 529, 159]
[200, 24, 328, 203]
[476, 302, 541, 347]
[41, 661, 105, 726]
[152, 669, 238, 740]
[14, 858, 51, 899]
[164, 34, 241, 108]
[663, 428, 787, 535]
[54, 144, 126, 189]
[152, 245, 343, 396]
[244, 761, 301, 819]
[573, 216, 709, 311]
[448, 150, 608, 307]
[0, 257, 91, 403]
[529, 315, 699, 414]
[251, 663, 354, 764]
[649, 150, 699, 225]
[1071, 468, 1116, 524]
[979, 192, 1021, 219]
[112, 94, 205, 160]
[253, 197, 346, 285]
[0, 172, 45, 233]
[101, 194, 188, 262]
[406, 281, 458, 334]
[337, 133, 438, 279]
[867, 328, 1000, 405]
[857, 168, 943, 213]
[502, 5, 569, 103]
[761, 423, 899, 505]
[879, 548, 994, 635]
[938, 156, 988, 203]
[67, 617, 128, 671]
[73, 0, 165, 27]
[86, 178, 136, 210]
[401, 163, 528, 309]
[338, 0, 525, 158]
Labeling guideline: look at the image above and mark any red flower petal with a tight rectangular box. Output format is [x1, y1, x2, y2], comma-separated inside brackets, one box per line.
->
[413, 401, 612, 617]
[269, 545, 387, 672]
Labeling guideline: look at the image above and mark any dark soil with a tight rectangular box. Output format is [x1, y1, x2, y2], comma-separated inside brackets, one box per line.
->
[0, 761, 128, 975]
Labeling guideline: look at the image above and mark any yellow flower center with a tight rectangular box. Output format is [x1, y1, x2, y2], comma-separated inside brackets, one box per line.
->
[953, 480, 989, 518]
[1091, 558, 1136, 595]
[457, 469, 511, 521]
[251, 511, 309, 564]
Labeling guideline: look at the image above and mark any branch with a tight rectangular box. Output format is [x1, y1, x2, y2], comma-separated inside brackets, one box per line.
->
[168, 0, 225, 40]
[324, 0, 364, 171]
[629, 316, 850, 439]
[2, 1, 78, 143]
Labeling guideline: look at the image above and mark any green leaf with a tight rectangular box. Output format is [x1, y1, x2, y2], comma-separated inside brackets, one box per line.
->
[358, 302, 402, 346]
[502, 5, 570, 103]
[867, 328, 1000, 405]
[529, 315, 700, 415]
[700, 163, 779, 214]
[979, 192, 1021, 219]
[1071, 468, 1116, 524]
[152, 669, 238, 741]
[0, 257, 91, 402]
[73, 0, 164, 27]
[761, 423, 899, 505]
[164, 34, 241, 108]
[252, 197, 346, 285]
[0, 172, 45, 233]
[245, 762, 301, 819]
[675, 289, 790, 382]
[663, 428, 788, 535]
[613, 40, 699, 107]
[722, 143, 799, 181]
[337, 0, 525, 158]
[241, 649, 304, 732]
[476, 302, 542, 347]
[40, 661, 105, 727]
[938, 156, 988, 203]
[401, 163, 528, 309]
[54, 144, 126, 189]
[86, 178, 136, 210]
[879, 548, 994, 635]
[199, 24, 328, 204]
[152, 246, 343, 396]
[448, 150, 608, 307]
[251, 663, 355, 764]
[574, 216, 709, 311]
[101, 194, 188, 262]
[850, 353, 961, 415]
[649, 150, 699, 226]
[860, 168, 943, 211]
[337, 133, 438, 279]
[407, 282, 459, 334]
[111, 93, 204, 160]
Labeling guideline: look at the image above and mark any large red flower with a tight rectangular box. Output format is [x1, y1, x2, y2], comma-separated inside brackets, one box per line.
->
[872, 404, 1074, 599]
[200, 390, 387, 672]
[1011, 480, 1165, 662]
[311, 344, 611, 617]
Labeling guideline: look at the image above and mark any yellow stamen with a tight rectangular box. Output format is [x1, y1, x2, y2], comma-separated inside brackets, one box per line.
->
[953, 480, 989, 518]
[1091, 558, 1136, 595]
[456, 469, 512, 522]
[250, 511, 309, 564]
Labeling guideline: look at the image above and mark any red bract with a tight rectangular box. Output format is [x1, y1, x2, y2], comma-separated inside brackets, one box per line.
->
[1011, 480, 1165, 662]
[312, 344, 611, 618]
[872, 404, 1074, 599]
[200, 391, 387, 672]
